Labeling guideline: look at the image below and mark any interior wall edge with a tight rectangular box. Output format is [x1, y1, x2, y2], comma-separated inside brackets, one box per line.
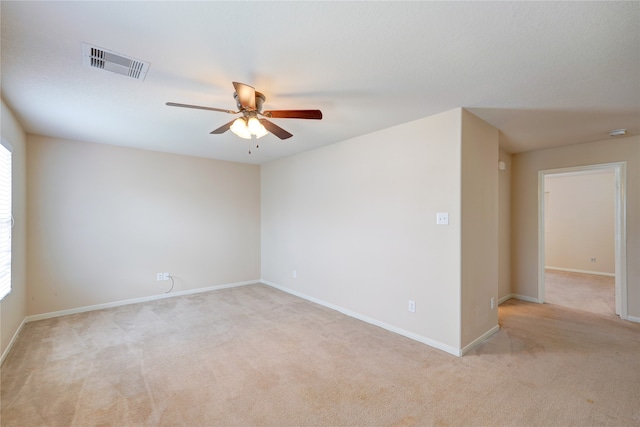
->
[460, 324, 500, 356]
[0, 317, 26, 366]
[498, 294, 514, 304]
[511, 294, 540, 304]
[497, 148, 512, 301]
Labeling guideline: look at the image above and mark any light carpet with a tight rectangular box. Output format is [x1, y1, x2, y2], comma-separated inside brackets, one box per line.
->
[545, 269, 616, 317]
[2, 284, 639, 426]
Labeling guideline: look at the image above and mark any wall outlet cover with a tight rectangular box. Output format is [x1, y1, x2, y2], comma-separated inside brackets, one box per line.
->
[436, 212, 449, 225]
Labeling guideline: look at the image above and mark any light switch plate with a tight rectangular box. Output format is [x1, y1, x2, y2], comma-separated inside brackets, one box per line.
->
[436, 212, 449, 225]
[408, 300, 416, 313]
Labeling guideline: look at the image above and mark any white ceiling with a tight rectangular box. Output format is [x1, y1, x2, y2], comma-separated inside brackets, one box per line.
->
[1, 1, 639, 165]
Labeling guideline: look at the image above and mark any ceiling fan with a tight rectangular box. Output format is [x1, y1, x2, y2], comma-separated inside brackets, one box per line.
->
[166, 82, 322, 142]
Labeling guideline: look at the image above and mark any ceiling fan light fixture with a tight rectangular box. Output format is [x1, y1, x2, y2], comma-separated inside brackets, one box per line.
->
[248, 117, 268, 139]
[231, 118, 252, 139]
[253, 126, 269, 139]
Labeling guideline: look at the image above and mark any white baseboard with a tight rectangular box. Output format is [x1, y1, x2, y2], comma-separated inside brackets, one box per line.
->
[627, 315, 640, 323]
[26, 280, 258, 322]
[545, 266, 615, 277]
[461, 324, 500, 355]
[512, 294, 540, 303]
[260, 279, 462, 357]
[498, 294, 540, 304]
[498, 294, 514, 304]
[1, 317, 26, 366]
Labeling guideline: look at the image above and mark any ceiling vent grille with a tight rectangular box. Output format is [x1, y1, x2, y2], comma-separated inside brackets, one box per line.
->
[82, 43, 149, 81]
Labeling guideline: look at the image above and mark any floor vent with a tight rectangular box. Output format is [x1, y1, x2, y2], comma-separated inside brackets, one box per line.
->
[82, 43, 149, 81]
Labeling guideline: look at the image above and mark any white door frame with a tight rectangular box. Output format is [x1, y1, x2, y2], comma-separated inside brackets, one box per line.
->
[537, 162, 627, 320]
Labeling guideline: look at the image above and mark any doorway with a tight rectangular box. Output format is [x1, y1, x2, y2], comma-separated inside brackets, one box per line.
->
[537, 162, 627, 319]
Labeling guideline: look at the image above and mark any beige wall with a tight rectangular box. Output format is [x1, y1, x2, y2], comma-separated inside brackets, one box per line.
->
[460, 110, 499, 347]
[262, 108, 499, 354]
[27, 136, 260, 315]
[545, 171, 615, 274]
[511, 135, 640, 318]
[498, 147, 512, 301]
[262, 109, 463, 351]
[1, 99, 28, 359]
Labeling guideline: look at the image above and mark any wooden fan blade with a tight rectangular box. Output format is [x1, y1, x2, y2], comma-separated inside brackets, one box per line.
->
[210, 120, 236, 134]
[166, 102, 237, 114]
[232, 82, 256, 110]
[263, 110, 323, 120]
[261, 119, 293, 140]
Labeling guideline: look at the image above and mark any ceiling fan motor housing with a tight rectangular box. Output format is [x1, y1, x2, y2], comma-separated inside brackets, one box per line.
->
[234, 91, 266, 113]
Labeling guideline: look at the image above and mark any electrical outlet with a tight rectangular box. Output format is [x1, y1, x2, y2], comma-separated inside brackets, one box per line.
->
[163, 272, 170, 280]
[157, 272, 170, 281]
[491, 297, 495, 309]
[436, 212, 449, 225]
[591, 257, 596, 263]
[156, 273, 163, 281]
[408, 300, 416, 313]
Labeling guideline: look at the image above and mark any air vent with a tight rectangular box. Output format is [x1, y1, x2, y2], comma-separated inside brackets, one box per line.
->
[82, 43, 149, 81]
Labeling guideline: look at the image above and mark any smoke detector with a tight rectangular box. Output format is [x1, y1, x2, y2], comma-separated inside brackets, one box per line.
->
[609, 129, 627, 137]
[82, 43, 149, 81]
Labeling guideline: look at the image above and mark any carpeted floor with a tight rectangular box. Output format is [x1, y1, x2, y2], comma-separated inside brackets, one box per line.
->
[545, 269, 616, 317]
[2, 284, 639, 426]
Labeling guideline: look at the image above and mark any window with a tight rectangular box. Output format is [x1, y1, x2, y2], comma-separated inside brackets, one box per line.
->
[0, 140, 12, 300]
